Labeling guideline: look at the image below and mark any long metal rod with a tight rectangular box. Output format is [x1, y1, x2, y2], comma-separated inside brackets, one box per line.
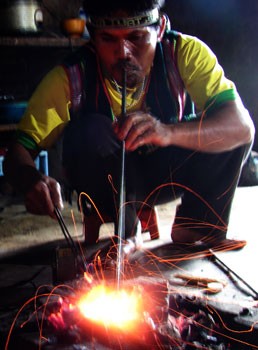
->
[116, 68, 127, 289]
[209, 249, 258, 299]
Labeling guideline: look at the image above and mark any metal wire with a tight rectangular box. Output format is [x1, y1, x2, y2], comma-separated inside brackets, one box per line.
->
[116, 68, 127, 289]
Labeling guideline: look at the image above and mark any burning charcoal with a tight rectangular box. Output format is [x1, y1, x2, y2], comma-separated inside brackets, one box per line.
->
[158, 314, 184, 346]
[47, 297, 81, 334]
[44, 297, 63, 316]
[200, 332, 218, 344]
[190, 341, 227, 350]
[164, 294, 232, 349]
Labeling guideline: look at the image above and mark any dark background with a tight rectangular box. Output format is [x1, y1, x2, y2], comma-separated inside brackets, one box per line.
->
[164, 0, 258, 151]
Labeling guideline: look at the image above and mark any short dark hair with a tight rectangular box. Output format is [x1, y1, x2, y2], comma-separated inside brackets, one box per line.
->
[83, 0, 165, 17]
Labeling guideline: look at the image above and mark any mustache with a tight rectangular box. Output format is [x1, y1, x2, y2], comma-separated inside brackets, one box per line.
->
[113, 60, 140, 73]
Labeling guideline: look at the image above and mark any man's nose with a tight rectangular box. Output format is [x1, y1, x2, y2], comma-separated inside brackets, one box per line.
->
[116, 39, 132, 59]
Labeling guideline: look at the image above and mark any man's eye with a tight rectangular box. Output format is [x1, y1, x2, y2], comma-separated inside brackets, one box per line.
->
[129, 34, 144, 42]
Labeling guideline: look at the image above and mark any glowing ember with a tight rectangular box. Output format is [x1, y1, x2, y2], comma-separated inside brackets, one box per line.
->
[77, 284, 143, 329]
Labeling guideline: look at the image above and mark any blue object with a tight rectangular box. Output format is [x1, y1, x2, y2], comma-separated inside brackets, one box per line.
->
[0, 150, 48, 177]
[34, 150, 49, 176]
[78, 7, 90, 39]
[0, 101, 28, 124]
[0, 155, 4, 177]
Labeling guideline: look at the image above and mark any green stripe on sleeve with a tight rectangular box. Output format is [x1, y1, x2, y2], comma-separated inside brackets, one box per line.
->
[16, 131, 39, 150]
[204, 89, 237, 115]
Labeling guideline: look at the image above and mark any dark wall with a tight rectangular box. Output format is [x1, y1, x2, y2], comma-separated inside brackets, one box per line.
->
[164, 0, 258, 150]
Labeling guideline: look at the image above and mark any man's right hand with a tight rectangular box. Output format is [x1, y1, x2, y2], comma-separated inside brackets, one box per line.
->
[25, 175, 64, 219]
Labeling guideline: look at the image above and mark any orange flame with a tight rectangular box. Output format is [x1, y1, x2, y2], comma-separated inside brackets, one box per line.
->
[77, 284, 143, 330]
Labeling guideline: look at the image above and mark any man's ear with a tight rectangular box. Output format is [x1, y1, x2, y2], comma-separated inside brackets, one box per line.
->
[157, 14, 167, 42]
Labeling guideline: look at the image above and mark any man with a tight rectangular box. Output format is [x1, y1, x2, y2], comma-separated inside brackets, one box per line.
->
[3, 0, 255, 252]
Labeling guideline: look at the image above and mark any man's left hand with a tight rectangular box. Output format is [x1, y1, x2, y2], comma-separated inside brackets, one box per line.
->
[113, 112, 171, 151]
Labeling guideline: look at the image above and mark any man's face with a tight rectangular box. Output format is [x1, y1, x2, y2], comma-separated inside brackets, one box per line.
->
[92, 25, 161, 88]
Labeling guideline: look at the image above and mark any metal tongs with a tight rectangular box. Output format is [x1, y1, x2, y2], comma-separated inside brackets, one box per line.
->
[209, 249, 258, 299]
[54, 206, 88, 275]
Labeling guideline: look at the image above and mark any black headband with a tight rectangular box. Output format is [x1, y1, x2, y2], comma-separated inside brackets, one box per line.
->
[87, 8, 160, 29]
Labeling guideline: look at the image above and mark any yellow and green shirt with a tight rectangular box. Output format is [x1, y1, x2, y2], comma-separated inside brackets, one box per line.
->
[17, 32, 238, 151]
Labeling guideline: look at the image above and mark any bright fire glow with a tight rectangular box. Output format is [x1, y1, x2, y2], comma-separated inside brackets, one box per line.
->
[77, 284, 143, 329]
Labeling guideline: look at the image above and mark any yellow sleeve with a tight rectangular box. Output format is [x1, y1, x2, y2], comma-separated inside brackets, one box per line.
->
[176, 34, 237, 111]
[18, 65, 71, 149]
